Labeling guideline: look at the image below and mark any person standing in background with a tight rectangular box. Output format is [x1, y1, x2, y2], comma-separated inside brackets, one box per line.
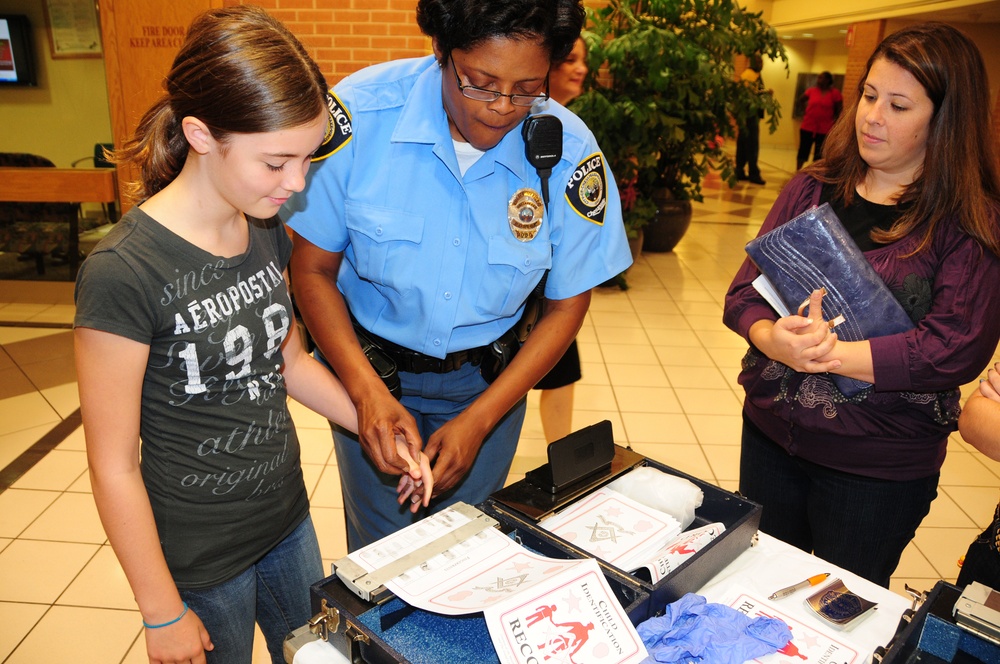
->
[724, 23, 1000, 588]
[796, 71, 843, 170]
[956, 361, 1000, 590]
[73, 7, 429, 663]
[284, 0, 631, 551]
[735, 53, 767, 186]
[534, 36, 588, 443]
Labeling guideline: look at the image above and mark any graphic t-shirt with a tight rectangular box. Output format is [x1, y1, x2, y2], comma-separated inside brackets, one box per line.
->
[74, 208, 308, 588]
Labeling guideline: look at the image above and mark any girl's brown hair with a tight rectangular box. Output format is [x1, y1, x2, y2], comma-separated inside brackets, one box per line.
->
[114, 5, 328, 202]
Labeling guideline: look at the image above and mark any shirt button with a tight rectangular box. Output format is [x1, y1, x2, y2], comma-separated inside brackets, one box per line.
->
[453, 238, 461, 246]
[375, 227, 383, 236]
[524, 258, 531, 266]
[433, 338, 442, 346]
[444, 292, 452, 300]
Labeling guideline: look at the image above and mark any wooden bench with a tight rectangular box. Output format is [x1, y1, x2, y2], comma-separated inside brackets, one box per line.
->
[0, 164, 118, 277]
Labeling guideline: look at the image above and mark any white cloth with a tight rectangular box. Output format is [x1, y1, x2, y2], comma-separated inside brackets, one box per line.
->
[697, 532, 910, 661]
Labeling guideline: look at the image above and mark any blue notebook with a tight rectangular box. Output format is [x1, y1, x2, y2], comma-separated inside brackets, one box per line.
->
[745, 203, 915, 397]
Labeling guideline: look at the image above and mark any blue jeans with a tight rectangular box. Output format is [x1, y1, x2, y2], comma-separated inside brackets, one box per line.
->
[739, 419, 938, 587]
[180, 516, 323, 664]
[334, 361, 526, 550]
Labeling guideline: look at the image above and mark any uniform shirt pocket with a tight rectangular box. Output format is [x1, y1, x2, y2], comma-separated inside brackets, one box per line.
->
[479, 235, 552, 318]
[344, 202, 424, 291]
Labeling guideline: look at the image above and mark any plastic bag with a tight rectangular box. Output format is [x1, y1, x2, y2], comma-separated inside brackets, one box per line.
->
[607, 466, 703, 529]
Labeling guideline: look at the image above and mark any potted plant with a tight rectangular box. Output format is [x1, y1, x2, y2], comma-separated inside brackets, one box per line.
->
[571, 0, 787, 253]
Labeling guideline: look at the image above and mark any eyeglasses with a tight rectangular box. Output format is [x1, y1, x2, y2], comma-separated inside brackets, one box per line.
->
[450, 58, 548, 107]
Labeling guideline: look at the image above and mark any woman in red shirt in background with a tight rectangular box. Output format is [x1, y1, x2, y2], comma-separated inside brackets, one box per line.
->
[796, 71, 843, 170]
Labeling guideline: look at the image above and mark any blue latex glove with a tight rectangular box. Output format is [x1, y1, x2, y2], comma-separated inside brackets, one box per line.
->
[637, 593, 791, 664]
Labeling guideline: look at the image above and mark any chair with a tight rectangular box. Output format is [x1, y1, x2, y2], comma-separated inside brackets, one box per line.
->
[0, 152, 106, 276]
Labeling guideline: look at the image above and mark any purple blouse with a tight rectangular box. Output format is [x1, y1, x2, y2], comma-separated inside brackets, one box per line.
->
[724, 175, 1000, 480]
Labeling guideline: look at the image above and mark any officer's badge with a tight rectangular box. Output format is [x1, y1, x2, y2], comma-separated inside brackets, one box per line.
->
[565, 153, 608, 225]
[312, 91, 353, 162]
[508, 188, 544, 242]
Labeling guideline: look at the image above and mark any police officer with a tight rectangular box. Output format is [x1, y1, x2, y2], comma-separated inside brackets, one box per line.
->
[284, 0, 631, 550]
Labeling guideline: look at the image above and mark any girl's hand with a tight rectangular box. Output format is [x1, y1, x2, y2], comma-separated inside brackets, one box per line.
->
[394, 436, 433, 512]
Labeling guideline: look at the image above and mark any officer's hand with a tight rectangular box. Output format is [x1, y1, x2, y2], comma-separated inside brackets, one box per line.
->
[355, 390, 422, 476]
[424, 415, 487, 496]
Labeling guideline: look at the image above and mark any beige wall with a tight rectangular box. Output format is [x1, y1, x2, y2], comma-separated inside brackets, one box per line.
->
[0, 0, 113, 168]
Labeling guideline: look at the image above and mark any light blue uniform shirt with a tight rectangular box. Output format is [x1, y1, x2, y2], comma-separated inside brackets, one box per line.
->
[284, 55, 631, 358]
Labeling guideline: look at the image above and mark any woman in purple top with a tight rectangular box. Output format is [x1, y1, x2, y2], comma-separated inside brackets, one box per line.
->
[796, 71, 842, 170]
[724, 23, 1000, 587]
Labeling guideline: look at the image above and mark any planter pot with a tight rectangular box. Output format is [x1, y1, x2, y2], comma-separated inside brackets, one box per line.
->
[627, 228, 643, 267]
[642, 189, 693, 253]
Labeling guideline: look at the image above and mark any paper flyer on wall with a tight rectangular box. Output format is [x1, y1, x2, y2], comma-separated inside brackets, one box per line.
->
[539, 487, 682, 571]
[724, 589, 862, 664]
[485, 558, 648, 664]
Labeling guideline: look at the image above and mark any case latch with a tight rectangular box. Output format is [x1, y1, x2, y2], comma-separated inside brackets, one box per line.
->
[308, 598, 341, 641]
[344, 622, 370, 663]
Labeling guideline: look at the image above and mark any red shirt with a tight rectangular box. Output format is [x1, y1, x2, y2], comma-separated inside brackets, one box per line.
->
[800, 86, 843, 134]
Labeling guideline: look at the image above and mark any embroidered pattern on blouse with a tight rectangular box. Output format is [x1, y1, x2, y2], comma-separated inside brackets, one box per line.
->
[743, 349, 870, 419]
[894, 273, 933, 323]
[901, 390, 959, 426]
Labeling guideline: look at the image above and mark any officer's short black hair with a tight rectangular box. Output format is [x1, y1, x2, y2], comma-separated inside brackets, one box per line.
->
[416, 0, 584, 65]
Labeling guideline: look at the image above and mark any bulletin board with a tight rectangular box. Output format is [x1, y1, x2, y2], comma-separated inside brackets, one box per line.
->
[44, 0, 102, 58]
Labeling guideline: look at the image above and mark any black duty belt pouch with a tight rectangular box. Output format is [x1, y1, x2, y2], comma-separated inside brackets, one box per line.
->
[351, 320, 402, 400]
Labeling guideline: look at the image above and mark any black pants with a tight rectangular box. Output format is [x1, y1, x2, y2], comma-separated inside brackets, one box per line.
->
[957, 502, 1000, 589]
[797, 129, 827, 168]
[736, 118, 761, 178]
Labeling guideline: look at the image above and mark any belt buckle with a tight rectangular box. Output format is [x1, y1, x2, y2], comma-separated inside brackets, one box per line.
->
[405, 353, 440, 374]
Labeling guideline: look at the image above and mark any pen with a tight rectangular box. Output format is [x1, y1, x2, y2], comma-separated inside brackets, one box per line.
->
[768, 572, 830, 600]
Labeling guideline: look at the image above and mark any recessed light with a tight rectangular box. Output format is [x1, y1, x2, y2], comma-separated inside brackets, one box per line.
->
[802, 33, 814, 38]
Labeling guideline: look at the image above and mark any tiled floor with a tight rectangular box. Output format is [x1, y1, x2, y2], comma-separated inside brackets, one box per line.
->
[1, 146, 998, 663]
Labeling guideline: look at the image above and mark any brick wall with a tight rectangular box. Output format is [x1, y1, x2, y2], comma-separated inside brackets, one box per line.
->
[842, 20, 886, 108]
[243, 0, 428, 83]
[243, 0, 606, 85]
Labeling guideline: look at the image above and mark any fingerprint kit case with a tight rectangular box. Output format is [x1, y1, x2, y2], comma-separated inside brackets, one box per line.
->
[286, 421, 761, 663]
[874, 580, 1000, 663]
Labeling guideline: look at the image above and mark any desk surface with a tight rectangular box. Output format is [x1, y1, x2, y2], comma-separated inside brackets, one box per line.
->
[697, 532, 911, 662]
[292, 532, 913, 664]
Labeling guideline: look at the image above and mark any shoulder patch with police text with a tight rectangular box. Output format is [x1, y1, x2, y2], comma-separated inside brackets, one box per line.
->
[564, 153, 607, 225]
[313, 91, 353, 162]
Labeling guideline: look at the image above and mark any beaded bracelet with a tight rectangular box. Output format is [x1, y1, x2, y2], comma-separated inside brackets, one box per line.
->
[142, 602, 189, 629]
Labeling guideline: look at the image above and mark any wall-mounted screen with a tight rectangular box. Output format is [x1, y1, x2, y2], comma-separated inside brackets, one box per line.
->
[0, 15, 38, 87]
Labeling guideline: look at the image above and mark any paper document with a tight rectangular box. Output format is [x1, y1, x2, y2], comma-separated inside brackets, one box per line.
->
[539, 487, 682, 572]
[344, 505, 649, 664]
[752, 274, 791, 317]
[486, 558, 648, 664]
[636, 522, 725, 583]
[725, 589, 862, 663]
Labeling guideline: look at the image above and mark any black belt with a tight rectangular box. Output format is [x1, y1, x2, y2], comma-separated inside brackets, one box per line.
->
[361, 327, 491, 374]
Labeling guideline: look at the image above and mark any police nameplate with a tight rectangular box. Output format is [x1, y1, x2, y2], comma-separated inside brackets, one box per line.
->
[313, 91, 353, 162]
[565, 153, 608, 225]
[508, 188, 544, 242]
